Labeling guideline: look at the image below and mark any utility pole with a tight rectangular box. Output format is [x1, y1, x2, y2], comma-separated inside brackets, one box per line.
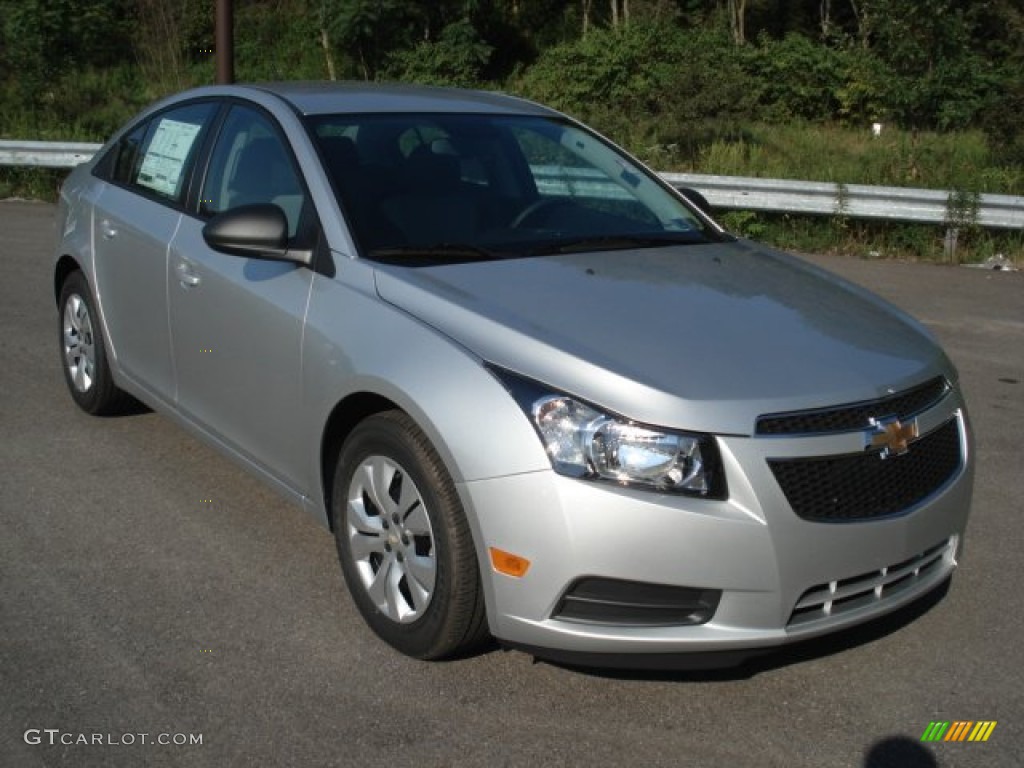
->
[216, 0, 234, 84]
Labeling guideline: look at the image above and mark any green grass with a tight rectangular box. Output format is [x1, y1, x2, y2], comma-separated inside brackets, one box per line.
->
[678, 123, 1024, 195]
[0, 167, 66, 201]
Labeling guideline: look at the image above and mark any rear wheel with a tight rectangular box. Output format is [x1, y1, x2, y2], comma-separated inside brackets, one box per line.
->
[332, 411, 488, 659]
[58, 270, 133, 415]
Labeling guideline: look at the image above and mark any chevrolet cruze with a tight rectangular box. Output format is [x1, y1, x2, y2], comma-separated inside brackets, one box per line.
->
[54, 83, 973, 665]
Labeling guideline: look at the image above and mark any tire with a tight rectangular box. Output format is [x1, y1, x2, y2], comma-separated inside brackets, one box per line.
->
[58, 271, 134, 415]
[332, 411, 488, 659]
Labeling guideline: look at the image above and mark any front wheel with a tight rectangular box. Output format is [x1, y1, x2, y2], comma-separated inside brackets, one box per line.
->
[332, 411, 488, 659]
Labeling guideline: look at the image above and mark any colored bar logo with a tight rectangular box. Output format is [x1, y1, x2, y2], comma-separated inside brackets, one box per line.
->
[921, 721, 997, 742]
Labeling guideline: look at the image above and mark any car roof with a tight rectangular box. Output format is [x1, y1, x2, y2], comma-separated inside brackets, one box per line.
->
[239, 81, 560, 117]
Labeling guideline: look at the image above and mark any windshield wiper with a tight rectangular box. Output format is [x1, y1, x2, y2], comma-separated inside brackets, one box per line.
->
[528, 232, 708, 256]
[369, 243, 498, 265]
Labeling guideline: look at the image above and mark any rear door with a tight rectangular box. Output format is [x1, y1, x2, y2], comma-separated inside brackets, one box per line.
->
[91, 101, 217, 403]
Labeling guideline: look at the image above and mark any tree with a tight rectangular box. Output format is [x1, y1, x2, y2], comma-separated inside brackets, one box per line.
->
[0, 0, 131, 93]
[751, 32, 844, 121]
[819, 0, 832, 40]
[0, 0, 135, 131]
[323, 0, 417, 79]
[849, 0, 872, 47]
[610, 0, 630, 27]
[386, 20, 493, 87]
[517, 23, 756, 161]
[727, 0, 747, 45]
[869, 0, 991, 129]
[319, 1, 338, 79]
[133, 0, 193, 92]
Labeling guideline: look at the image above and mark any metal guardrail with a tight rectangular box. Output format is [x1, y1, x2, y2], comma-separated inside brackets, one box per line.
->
[661, 172, 1024, 231]
[2, 139, 1022, 231]
[0, 140, 102, 169]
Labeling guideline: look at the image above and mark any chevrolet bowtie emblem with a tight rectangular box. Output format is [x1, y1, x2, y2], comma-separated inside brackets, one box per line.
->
[867, 416, 919, 459]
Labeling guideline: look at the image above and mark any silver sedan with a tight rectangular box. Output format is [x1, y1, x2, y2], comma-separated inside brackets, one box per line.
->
[54, 83, 973, 666]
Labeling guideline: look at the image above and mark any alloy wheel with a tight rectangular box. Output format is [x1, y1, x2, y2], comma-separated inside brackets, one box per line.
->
[63, 293, 96, 393]
[346, 455, 437, 623]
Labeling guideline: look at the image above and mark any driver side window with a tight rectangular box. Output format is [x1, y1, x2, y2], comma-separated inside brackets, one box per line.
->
[201, 106, 307, 239]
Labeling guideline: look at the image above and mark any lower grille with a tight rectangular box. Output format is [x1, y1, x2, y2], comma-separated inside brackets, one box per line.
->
[553, 577, 721, 627]
[768, 418, 962, 522]
[788, 538, 953, 628]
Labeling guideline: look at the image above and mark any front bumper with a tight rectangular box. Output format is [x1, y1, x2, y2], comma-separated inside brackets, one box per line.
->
[461, 400, 972, 657]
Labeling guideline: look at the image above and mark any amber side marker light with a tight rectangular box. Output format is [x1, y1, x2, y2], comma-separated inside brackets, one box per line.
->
[489, 547, 531, 577]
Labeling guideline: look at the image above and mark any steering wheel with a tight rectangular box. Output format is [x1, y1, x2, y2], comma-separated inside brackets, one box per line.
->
[510, 198, 578, 229]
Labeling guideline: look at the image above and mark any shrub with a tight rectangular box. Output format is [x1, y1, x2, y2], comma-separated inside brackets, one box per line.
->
[748, 33, 845, 122]
[384, 20, 493, 88]
[516, 23, 756, 164]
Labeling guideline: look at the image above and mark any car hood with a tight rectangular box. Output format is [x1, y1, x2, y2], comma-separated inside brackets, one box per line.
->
[373, 241, 953, 435]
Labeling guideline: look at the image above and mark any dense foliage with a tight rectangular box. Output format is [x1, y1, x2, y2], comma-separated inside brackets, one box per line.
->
[2, 1, 1020, 140]
[1, 0, 1021, 259]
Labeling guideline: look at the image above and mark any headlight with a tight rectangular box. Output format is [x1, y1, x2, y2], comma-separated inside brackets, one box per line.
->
[491, 367, 724, 497]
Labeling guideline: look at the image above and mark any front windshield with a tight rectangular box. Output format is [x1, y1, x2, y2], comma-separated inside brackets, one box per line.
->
[306, 112, 721, 263]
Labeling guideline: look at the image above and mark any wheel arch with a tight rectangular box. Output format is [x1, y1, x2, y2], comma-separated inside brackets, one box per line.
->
[319, 391, 403, 531]
[54, 255, 83, 305]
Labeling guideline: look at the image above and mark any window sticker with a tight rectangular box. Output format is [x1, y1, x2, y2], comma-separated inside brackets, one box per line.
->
[137, 118, 202, 197]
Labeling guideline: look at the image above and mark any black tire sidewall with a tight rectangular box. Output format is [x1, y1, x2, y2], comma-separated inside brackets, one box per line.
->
[332, 412, 479, 659]
[58, 271, 117, 415]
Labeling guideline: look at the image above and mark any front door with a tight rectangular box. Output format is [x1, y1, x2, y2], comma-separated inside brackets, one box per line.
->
[168, 104, 316, 492]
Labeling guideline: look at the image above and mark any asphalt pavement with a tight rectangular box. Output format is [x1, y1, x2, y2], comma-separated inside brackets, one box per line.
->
[1, 200, 1021, 767]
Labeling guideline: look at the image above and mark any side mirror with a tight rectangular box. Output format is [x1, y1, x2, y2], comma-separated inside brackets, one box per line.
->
[678, 187, 713, 216]
[202, 204, 308, 264]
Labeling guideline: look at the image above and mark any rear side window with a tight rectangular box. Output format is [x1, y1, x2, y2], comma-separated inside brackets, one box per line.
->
[99, 102, 216, 203]
[110, 123, 147, 184]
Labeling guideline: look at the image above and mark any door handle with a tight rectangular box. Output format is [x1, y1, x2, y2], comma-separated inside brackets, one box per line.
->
[99, 220, 118, 240]
[175, 260, 201, 288]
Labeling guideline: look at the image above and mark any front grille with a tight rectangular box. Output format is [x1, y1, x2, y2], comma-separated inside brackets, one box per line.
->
[788, 538, 953, 627]
[552, 577, 721, 627]
[768, 418, 961, 522]
[756, 377, 949, 436]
